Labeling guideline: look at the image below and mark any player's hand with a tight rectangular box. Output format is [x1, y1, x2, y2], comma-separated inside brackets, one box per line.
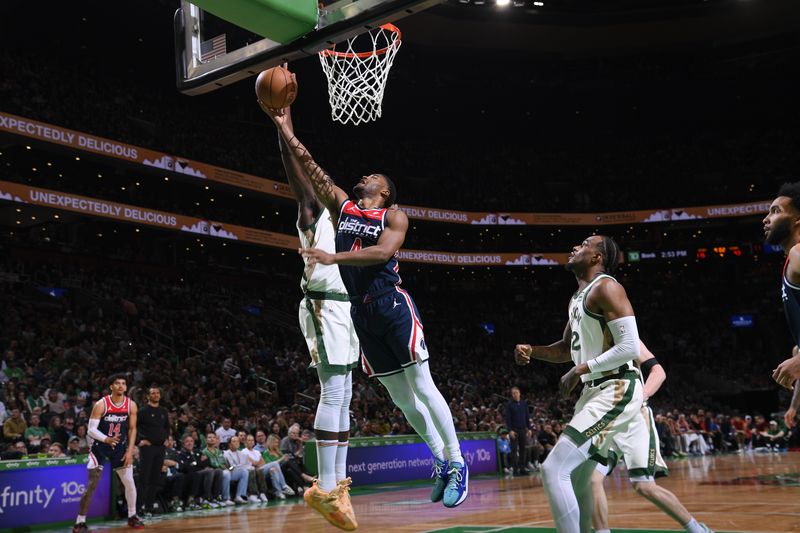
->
[257, 98, 287, 121]
[772, 356, 800, 389]
[559, 367, 581, 398]
[139, 439, 151, 447]
[299, 247, 336, 266]
[514, 344, 532, 366]
[106, 435, 120, 448]
[785, 407, 797, 429]
[123, 451, 133, 468]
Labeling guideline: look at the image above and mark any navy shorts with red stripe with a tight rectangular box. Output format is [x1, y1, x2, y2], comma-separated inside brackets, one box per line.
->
[351, 287, 430, 378]
[89, 441, 127, 470]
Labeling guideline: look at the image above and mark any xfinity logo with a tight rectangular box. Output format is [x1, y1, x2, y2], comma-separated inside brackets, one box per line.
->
[338, 218, 381, 238]
[0, 485, 55, 514]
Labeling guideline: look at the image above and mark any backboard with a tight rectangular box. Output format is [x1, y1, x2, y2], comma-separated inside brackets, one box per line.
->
[175, 0, 442, 95]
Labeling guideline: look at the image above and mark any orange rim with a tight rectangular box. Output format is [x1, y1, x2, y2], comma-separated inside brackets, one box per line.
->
[320, 24, 402, 59]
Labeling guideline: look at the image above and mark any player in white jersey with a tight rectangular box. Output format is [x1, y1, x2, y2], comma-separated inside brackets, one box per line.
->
[515, 235, 712, 533]
[591, 343, 713, 533]
[266, 101, 358, 530]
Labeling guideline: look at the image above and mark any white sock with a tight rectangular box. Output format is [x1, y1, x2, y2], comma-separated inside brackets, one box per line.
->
[540, 437, 592, 533]
[316, 440, 339, 492]
[76, 515, 87, 524]
[596, 529, 611, 533]
[685, 518, 705, 533]
[336, 441, 349, 482]
[403, 362, 463, 465]
[379, 373, 445, 460]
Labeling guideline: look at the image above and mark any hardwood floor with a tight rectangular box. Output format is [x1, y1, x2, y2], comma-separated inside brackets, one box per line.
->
[59, 452, 800, 532]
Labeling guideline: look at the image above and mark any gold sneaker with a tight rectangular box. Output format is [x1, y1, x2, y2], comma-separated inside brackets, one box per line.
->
[303, 478, 358, 531]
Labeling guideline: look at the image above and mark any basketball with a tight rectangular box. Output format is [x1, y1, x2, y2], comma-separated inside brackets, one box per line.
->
[255, 66, 298, 109]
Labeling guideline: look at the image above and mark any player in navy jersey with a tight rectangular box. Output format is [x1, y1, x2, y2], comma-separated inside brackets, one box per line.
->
[265, 103, 468, 508]
[73, 374, 143, 532]
[765, 181, 800, 429]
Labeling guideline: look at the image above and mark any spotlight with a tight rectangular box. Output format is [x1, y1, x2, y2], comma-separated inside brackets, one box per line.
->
[497, 0, 510, 5]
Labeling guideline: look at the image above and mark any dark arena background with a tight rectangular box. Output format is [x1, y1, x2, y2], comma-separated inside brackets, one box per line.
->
[2, 0, 800, 532]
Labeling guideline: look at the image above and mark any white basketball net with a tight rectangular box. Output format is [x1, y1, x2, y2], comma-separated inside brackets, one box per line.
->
[318, 24, 402, 126]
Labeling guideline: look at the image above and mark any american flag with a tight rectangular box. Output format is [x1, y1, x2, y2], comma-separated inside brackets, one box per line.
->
[200, 34, 226, 62]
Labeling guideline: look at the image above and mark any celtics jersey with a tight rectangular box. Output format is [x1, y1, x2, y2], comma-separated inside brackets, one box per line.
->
[568, 274, 636, 383]
[298, 208, 348, 295]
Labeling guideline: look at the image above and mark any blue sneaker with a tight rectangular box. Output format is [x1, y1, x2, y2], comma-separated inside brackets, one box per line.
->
[443, 461, 469, 508]
[430, 457, 448, 502]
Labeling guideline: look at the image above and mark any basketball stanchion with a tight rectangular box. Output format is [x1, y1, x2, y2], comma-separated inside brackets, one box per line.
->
[318, 24, 402, 126]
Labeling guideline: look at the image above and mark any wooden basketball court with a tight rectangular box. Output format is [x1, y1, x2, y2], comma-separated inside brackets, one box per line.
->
[57, 452, 800, 532]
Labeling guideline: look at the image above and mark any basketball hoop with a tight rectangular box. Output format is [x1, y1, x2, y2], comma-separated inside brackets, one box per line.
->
[318, 24, 402, 126]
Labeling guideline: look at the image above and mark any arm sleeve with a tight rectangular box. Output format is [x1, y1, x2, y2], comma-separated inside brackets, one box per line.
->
[586, 315, 641, 374]
[87, 418, 108, 442]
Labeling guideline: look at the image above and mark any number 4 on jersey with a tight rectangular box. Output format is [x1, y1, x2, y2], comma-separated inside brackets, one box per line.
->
[351, 238, 362, 252]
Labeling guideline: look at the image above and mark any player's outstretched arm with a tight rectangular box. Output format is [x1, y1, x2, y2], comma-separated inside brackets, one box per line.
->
[300, 209, 408, 267]
[261, 104, 348, 214]
[639, 342, 666, 402]
[262, 101, 322, 227]
[514, 322, 574, 366]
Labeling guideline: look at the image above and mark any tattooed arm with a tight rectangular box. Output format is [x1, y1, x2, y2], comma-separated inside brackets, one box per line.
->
[263, 105, 349, 216]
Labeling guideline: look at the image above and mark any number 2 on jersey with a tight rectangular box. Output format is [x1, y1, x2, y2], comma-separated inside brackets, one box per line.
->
[571, 331, 581, 352]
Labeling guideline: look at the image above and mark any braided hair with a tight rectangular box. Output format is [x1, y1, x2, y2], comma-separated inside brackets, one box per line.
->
[596, 235, 620, 275]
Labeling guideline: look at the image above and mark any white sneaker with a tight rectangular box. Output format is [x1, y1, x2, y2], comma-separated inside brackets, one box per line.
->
[234, 496, 248, 505]
[278, 493, 286, 500]
[222, 499, 235, 507]
[281, 486, 296, 497]
[248, 495, 260, 503]
[259, 493, 269, 503]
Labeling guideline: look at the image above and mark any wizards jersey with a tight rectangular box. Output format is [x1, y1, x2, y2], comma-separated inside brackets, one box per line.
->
[335, 200, 401, 300]
[92, 395, 130, 447]
[782, 257, 800, 347]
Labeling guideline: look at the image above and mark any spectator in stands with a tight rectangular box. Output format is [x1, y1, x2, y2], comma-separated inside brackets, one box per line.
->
[243, 434, 271, 502]
[177, 434, 217, 510]
[537, 423, 557, 460]
[162, 435, 187, 513]
[280, 424, 305, 468]
[201, 432, 233, 506]
[497, 428, 512, 475]
[26, 386, 46, 414]
[24, 413, 48, 450]
[259, 439, 296, 500]
[44, 387, 67, 418]
[524, 426, 543, 471]
[13, 440, 28, 458]
[254, 430, 268, 452]
[47, 415, 69, 447]
[67, 435, 82, 456]
[757, 420, 787, 451]
[3, 407, 27, 441]
[47, 442, 66, 458]
[224, 436, 258, 504]
[215, 417, 236, 449]
[264, 433, 311, 494]
[74, 423, 89, 453]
